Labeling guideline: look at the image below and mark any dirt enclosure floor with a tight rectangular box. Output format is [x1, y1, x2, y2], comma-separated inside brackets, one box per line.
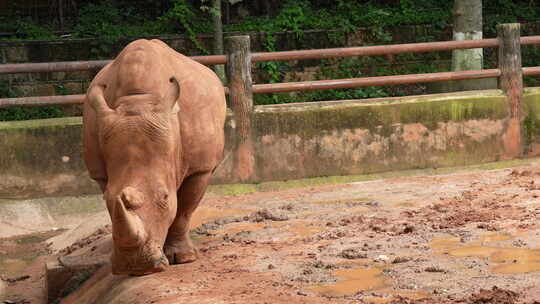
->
[4, 162, 540, 303]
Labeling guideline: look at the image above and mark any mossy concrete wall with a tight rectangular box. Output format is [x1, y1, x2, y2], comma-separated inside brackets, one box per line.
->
[0, 89, 527, 197]
[214, 90, 510, 182]
[523, 87, 540, 156]
[0, 117, 99, 198]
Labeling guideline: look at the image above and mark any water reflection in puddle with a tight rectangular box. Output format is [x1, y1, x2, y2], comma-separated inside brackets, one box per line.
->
[1, 258, 29, 277]
[480, 233, 513, 243]
[364, 290, 429, 304]
[430, 235, 461, 251]
[190, 207, 248, 229]
[0, 230, 65, 277]
[310, 267, 387, 297]
[430, 233, 540, 274]
[218, 221, 323, 240]
[392, 202, 418, 207]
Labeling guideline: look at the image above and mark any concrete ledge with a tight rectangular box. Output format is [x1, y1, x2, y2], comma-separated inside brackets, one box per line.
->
[523, 87, 540, 156]
[0, 195, 106, 237]
[46, 258, 104, 303]
[0, 117, 99, 198]
[1, 89, 533, 197]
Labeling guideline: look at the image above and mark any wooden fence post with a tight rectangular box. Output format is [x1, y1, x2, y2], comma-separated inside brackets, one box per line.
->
[225, 35, 255, 181]
[498, 23, 524, 158]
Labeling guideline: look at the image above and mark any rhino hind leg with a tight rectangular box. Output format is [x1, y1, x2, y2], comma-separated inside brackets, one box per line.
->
[164, 171, 212, 264]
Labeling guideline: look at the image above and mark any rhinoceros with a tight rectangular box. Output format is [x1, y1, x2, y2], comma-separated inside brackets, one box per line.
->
[82, 39, 226, 275]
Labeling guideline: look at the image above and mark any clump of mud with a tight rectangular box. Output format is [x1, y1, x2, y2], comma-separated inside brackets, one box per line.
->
[386, 286, 520, 304]
[339, 248, 367, 259]
[389, 169, 540, 232]
[193, 208, 289, 237]
[192, 216, 243, 236]
[246, 208, 289, 222]
[467, 286, 519, 304]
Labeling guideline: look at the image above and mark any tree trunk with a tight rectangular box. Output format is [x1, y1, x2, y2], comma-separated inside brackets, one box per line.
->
[452, 0, 483, 71]
[225, 36, 255, 181]
[58, 0, 64, 31]
[429, 0, 495, 92]
[498, 24, 524, 158]
[213, 0, 226, 82]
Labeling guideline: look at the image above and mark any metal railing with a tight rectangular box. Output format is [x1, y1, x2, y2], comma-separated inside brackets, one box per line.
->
[0, 24, 539, 109]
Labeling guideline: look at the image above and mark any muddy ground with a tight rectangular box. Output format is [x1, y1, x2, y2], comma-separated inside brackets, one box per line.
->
[3, 164, 540, 303]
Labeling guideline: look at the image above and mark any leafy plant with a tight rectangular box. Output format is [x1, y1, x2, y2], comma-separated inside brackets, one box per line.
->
[1, 0, 540, 113]
[159, 0, 212, 54]
[0, 81, 66, 121]
[13, 18, 56, 40]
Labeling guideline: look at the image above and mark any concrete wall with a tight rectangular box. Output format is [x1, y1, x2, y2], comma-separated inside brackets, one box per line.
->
[1, 88, 532, 198]
[0, 118, 98, 198]
[523, 87, 540, 156]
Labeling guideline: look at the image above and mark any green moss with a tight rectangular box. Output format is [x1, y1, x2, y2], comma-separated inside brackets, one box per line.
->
[0, 118, 84, 177]
[310, 197, 371, 205]
[15, 235, 46, 244]
[207, 157, 539, 196]
[46, 195, 105, 216]
[524, 88, 540, 146]
[254, 91, 508, 138]
[208, 184, 258, 196]
[0, 195, 105, 216]
[0, 117, 82, 130]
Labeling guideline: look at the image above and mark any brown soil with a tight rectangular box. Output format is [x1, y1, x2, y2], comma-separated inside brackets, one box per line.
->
[5, 165, 540, 303]
[0, 230, 63, 303]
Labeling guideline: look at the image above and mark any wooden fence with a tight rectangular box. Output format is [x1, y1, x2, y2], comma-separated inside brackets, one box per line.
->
[0, 23, 539, 111]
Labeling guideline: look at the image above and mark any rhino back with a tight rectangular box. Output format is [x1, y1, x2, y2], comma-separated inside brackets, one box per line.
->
[147, 40, 227, 174]
[84, 39, 226, 181]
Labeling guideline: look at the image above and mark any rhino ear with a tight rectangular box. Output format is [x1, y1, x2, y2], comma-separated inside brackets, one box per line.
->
[87, 84, 114, 115]
[168, 76, 181, 113]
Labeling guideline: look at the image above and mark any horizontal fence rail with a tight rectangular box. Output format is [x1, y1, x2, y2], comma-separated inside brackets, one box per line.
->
[524, 66, 540, 76]
[0, 68, 521, 107]
[253, 39, 499, 62]
[252, 36, 540, 62]
[0, 56, 227, 75]
[0, 95, 83, 108]
[252, 69, 502, 94]
[0, 60, 110, 75]
[2, 36, 539, 75]
[0, 28, 539, 109]
[4, 66, 539, 107]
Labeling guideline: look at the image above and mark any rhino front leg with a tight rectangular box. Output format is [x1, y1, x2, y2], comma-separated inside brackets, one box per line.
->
[164, 171, 212, 264]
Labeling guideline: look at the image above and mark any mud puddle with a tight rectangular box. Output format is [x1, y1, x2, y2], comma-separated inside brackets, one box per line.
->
[364, 290, 430, 304]
[1, 229, 65, 303]
[11, 164, 540, 303]
[218, 221, 324, 240]
[431, 233, 540, 274]
[190, 206, 249, 229]
[391, 201, 418, 207]
[310, 266, 387, 297]
[450, 246, 540, 274]
[0, 229, 63, 278]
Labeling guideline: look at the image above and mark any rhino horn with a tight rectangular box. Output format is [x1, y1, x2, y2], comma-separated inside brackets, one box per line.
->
[87, 84, 114, 114]
[113, 190, 147, 247]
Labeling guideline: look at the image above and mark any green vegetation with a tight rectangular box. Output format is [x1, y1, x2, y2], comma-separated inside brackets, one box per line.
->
[4, 0, 538, 44]
[1, 0, 540, 119]
[253, 92, 507, 139]
[0, 81, 66, 121]
[208, 157, 540, 196]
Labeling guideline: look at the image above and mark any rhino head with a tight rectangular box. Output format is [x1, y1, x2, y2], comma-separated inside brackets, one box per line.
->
[87, 77, 181, 275]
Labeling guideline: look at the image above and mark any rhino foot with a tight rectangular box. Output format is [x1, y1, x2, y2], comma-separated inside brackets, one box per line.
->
[164, 240, 199, 264]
